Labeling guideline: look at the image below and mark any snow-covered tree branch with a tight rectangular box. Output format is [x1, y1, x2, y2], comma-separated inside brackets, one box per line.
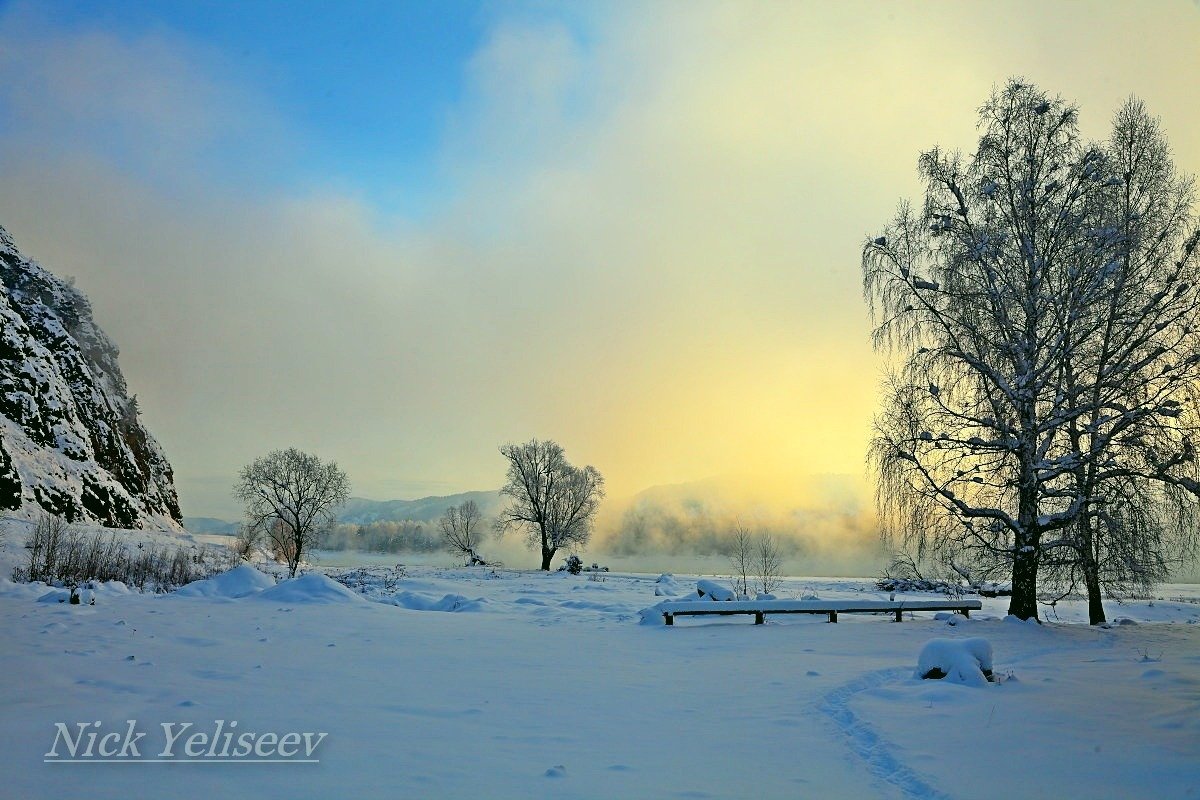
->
[863, 80, 1200, 621]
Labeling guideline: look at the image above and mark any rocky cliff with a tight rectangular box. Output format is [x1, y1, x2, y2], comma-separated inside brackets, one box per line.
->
[0, 225, 182, 528]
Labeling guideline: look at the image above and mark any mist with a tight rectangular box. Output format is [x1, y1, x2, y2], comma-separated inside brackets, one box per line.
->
[588, 474, 884, 577]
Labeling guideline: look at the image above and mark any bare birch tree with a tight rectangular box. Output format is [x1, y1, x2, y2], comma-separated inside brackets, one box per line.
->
[1051, 98, 1200, 622]
[234, 448, 351, 578]
[863, 80, 1200, 621]
[755, 533, 783, 596]
[728, 524, 753, 598]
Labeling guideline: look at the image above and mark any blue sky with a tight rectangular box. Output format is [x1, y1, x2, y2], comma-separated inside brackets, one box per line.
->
[4, 0, 547, 214]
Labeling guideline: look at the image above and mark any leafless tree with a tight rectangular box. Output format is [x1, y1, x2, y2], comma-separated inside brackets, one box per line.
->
[440, 500, 488, 565]
[728, 525, 783, 597]
[232, 523, 262, 561]
[754, 533, 783, 596]
[496, 439, 605, 570]
[863, 80, 1200, 621]
[728, 524, 753, 598]
[234, 448, 351, 578]
[24, 512, 68, 583]
[1048, 99, 1200, 622]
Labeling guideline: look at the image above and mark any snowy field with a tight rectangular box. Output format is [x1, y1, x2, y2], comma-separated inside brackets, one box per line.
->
[1, 536, 1198, 799]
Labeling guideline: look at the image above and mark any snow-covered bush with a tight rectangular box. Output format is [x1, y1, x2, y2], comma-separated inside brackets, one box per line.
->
[12, 513, 237, 592]
[915, 638, 994, 686]
[876, 576, 965, 595]
[327, 566, 408, 595]
[564, 555, 583, 575]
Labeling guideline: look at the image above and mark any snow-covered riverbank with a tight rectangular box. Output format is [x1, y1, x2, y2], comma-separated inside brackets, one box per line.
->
[2, 557, 1198, 799]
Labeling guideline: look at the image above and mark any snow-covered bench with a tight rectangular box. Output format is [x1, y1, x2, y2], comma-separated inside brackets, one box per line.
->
[659, 598, 982, 626]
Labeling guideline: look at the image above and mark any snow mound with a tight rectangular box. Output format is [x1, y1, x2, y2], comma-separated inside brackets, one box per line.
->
[254, 573, 366, 604]
[92, 580, 132, 596]
[387, 591, 486, 613]
[916, 637, 994, 687]
[654, 573, 683, 596]
[696, 579, 735, 601]
[0, 579, 52, 600]
[934, 611, 976, 627]
[173, 565, 275, 599]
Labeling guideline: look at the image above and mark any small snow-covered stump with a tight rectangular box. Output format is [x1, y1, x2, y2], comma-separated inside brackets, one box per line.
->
[696, 579, 735, 601]
[916, 638, 994, 686]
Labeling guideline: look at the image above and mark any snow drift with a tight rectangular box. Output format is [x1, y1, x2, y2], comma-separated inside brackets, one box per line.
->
[172, 565, 276, 599]
[386, 591, 487, 613]
[254, 573, 366, 604]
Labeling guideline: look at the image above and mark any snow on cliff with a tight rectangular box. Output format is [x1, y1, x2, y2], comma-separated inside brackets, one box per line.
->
[0, 224, 182, 529]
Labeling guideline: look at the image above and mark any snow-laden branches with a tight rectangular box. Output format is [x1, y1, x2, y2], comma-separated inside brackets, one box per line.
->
[863, 80, 1200, 622]
[234, 448, 351, 578]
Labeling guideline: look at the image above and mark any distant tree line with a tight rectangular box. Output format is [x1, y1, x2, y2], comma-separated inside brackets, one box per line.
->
[322, 520, 444, 554]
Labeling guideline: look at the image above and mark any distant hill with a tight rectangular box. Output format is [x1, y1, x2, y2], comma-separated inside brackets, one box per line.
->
[190, 490, 506, 532]
[336, 490, 504, 524]
[183, 516, 239, 536]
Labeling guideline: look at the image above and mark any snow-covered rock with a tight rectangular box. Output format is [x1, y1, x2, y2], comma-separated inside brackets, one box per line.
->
[0, 225, 182, 528]
[915, 637, 994, 686]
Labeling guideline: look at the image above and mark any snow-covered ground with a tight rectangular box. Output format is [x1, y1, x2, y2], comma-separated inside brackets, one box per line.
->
[1, 532, 1198, 799]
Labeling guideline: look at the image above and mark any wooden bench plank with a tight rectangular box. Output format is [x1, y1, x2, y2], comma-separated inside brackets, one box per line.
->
[660, 598, 981, 626]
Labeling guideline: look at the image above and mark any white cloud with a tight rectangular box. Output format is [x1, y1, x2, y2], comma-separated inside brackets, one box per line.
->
[0, 0, 1197, 530]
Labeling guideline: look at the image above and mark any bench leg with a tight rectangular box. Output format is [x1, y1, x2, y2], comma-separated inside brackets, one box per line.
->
[895, 609, 903, 622]
[754, 611, 764, 625]
[664, 613, 673, 626]
[962, 609, 970, 618]
[828, 611, 838, 623]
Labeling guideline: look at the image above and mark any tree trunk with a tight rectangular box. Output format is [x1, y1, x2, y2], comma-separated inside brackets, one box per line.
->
[540, 547, 555, 571]
[1008, 449, 1041, 621]
[1082, 555, 1106, 625]
[288, 538, 300, 578]
[1008, 543, 1040, 620]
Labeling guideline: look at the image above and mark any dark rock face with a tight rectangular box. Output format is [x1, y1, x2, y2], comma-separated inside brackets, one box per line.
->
[0, 225, 182, 528]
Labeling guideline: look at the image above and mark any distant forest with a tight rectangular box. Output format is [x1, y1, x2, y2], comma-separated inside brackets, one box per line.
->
[323, 521, 444, 553]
